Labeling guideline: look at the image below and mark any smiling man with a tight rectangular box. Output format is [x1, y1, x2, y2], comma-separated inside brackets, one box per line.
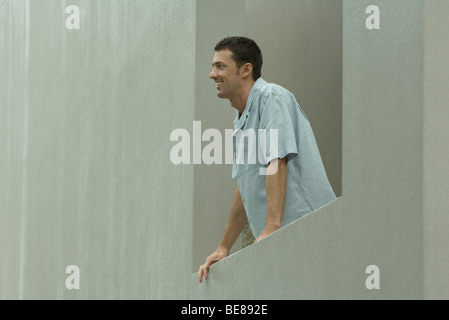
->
[198, 37, 336, 282]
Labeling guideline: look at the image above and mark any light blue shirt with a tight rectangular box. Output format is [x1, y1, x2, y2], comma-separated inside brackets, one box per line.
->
[232, 78, 336, 238]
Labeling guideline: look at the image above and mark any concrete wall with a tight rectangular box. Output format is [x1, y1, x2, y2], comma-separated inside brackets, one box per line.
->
[0, 0, 197, 299]
[422, 0, 449, 300]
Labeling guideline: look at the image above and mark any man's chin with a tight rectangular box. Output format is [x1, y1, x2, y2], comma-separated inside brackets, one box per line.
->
[216, 91, 226, 99]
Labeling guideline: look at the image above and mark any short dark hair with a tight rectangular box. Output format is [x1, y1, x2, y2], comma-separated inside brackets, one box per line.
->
[214, 36, 263, 81]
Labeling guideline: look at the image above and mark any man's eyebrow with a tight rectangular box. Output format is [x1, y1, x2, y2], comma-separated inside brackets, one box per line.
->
[212, 61, 226, 66]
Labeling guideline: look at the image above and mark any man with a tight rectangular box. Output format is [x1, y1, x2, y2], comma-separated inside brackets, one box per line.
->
[198, 37, 336, 282]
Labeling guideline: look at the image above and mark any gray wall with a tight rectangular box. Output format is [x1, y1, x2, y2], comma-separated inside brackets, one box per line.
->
[422, 0, 449, 300]
[1, 0, 197, 299]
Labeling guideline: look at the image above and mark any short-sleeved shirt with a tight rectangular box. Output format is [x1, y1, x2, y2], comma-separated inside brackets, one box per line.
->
[232, 78, 336, 238]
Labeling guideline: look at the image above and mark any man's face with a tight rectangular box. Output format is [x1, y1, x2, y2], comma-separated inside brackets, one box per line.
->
[209, 49, 242, 100]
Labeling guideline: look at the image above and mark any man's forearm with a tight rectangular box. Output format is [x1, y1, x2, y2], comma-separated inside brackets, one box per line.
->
[217, 186, 248, 252]
[265, 157, 287, 231]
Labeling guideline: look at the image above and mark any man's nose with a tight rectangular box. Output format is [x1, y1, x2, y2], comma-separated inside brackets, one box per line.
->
[209, 68, 217, 79]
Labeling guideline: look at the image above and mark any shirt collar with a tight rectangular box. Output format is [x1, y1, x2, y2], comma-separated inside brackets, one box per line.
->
[234, 78, 267, 129]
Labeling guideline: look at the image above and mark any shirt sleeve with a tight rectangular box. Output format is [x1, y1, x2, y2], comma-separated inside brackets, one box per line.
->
[258, 92, 298, 165]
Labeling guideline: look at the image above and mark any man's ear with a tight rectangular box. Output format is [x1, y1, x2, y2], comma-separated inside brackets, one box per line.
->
[241, 62, 253, 79]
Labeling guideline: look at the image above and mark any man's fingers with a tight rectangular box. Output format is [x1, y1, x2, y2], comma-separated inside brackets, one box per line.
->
[198, 260, 215, 282]
[204, 266, 209, 281]
[198, 264, 210, 282]
[198, 266, 204, 282]
[198, 255, 224, 283]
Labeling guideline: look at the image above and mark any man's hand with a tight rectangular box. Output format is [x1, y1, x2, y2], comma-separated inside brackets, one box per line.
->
[255, 225, 280, 242]
[198, 247, 229, 282]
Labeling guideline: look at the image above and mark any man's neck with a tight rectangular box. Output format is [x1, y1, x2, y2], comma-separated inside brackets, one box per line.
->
[230, 79, 256, 114]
